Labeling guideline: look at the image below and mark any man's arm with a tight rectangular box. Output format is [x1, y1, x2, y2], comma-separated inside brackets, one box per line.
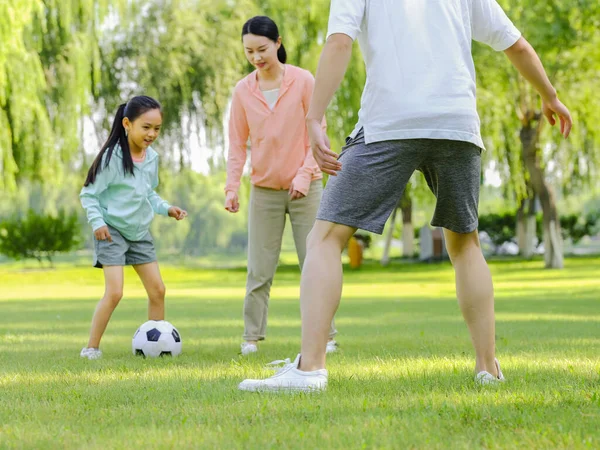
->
[306, 34, 354, 175]
[504, 37, 572, 138]
[306, 34, 354, 123]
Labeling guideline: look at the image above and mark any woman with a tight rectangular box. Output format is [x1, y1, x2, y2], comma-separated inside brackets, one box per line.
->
[225, 16, 338, 355]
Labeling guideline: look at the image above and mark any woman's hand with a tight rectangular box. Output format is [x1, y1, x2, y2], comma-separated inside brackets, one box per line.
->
[288, 180, 306, 201]
[225, 191, 240, 213]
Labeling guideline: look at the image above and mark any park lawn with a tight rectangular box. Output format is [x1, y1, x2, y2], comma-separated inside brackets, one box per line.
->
[0, 256, 598, 449]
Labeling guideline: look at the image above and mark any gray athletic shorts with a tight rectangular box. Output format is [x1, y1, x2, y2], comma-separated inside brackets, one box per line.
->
[93, 224, 156, 268]
[317, 129, 482, 234]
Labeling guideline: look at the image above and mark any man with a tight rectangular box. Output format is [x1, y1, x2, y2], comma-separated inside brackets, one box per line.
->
[239, 0, 572, 392]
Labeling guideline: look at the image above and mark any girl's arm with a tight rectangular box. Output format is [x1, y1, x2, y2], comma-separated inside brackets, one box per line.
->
[80, 158, 116, 232]
[148, 191, 171, 216]
[224, 88, 249, 194]
[148, 164, 171, 216]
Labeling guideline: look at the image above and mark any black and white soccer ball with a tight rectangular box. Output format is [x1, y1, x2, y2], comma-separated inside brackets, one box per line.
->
[132, 320, 182, 358]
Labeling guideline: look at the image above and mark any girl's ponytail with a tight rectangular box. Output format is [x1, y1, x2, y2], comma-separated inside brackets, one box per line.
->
[84, 103, 132, 186]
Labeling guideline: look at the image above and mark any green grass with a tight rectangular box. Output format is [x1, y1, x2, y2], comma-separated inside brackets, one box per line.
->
[0, 256, 599, 449]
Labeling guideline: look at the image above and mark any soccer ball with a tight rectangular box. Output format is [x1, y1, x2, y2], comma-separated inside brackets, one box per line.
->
[132, 320, 182, 358]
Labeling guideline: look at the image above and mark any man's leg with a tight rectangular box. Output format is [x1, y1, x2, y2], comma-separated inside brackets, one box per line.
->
[288, 181, 338, 340]
[419, 138, 498, 377]
[443, 229, 498, 376]
[298, 220, 356, 371]
[295, 133, 423, 371]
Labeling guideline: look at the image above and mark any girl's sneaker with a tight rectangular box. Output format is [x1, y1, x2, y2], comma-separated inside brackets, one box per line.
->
[80, 347, 103, 360]
[241, 342, 258, 356]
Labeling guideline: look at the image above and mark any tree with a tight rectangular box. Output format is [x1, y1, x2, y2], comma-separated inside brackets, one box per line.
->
[0, 0, 128, 189]
[0, 0, 50, 190]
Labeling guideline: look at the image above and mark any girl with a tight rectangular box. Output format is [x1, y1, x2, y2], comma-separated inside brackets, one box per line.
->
[225, 16, 338, 356]
[80, 95, 187, 359]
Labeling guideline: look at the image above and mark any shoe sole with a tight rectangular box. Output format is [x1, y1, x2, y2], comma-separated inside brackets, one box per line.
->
[238, 384, 326, 393]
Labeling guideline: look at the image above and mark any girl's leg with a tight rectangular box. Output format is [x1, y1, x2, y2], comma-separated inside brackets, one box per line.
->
[87, 266, 124, 348]
[133, 262, 166, 320]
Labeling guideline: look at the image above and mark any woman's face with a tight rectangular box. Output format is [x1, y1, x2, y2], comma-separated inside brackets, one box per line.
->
[242, 33, 281, 72]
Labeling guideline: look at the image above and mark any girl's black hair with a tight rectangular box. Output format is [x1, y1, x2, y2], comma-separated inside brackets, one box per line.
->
[84, 95, 162, 186]
[242, 16, 287, 64]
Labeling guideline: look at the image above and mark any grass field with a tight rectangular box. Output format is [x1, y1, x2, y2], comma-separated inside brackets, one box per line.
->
[0, 256, 599, 449]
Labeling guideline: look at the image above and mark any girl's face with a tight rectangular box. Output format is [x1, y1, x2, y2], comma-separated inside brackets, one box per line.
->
[123, 108, 163, 151]
[243, 33, 281, 72]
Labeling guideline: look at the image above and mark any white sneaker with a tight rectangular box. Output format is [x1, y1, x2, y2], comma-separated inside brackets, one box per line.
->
[238, 354, 328, 392]
[241, 342, 258, 356]
[80, 347, 102, 360]
[326, 340, 338, 354]
[475, 358, 505, 385]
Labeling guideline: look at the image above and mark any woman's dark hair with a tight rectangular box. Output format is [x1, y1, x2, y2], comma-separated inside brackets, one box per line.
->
[242, 16, 287, 64]
[84, 95, 161, 186]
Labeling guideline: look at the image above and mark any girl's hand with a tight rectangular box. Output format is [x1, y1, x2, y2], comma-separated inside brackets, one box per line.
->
[225, 191, 240, 213]
[168, 206, 187, 220]
[94, 226, 112, 242]
[288, 180, 306, 201]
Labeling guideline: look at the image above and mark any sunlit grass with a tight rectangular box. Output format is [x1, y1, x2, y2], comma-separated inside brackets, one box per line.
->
[0, 256, 599, 449]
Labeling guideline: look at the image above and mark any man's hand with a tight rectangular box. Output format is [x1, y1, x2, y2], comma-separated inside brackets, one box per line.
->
[307, 118, 342, 176]
[542, 96, 572, 139]
[168, 206, 188, 220]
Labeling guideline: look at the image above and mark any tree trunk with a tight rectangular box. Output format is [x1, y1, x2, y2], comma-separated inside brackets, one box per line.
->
[516, 195, 536, 258]
[525, 211, 537, 257]
[520, 119, 563, 269]
[400, 190, 414, 258]
[380, 207, 398, 266]
[516, 198, 526, 252]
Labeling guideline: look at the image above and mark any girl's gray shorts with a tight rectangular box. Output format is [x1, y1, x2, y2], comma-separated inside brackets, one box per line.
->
[93, 224, 156, 268]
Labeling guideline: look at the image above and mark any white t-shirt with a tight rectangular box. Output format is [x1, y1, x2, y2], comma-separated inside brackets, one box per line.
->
[261, 88, 280, 110]
[327, 0, 521, 149]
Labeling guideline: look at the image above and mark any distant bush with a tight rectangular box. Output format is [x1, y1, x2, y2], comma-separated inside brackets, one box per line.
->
[560, 213, 598, 243]
[477, 211, 599, 246]
[0, 210, 81, 264]
[478, 213, 517, 246]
